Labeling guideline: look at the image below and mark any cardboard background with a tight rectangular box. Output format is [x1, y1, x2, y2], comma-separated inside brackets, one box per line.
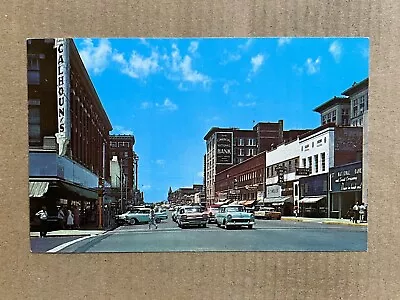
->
[0, 0, 398, 299]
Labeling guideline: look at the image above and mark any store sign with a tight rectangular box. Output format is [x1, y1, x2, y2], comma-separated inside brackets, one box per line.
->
[331, 163, 362, 192]
[296, 167, 311, 176]
[216, 132, 233, 164]
[266, 185, 281, 198]
[55, 38, 71, 156]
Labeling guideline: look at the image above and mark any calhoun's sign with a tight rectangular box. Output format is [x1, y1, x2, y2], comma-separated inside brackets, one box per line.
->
[54, 38, 71, 156]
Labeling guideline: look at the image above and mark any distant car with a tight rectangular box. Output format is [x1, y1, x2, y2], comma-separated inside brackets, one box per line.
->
[254, 207, 281, 220]
[215, 204, 255, 229]
[176, 206, 208, 228]
[124, 208, 162, 225]
[154, 209, 168, 220]
[205, 207, 219, 223]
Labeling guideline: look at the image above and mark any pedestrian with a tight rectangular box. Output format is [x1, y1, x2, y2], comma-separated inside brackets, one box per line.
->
[73, 205, 80, 229]
[57, 206, 65, 229]
[148, 206, 158, 230]
[35, 206, 48, 238]
[359, 203, 366, 223]
[352, 202, 359, 223]
[66, 209, 74, 229]
[294, 206, 298, 218]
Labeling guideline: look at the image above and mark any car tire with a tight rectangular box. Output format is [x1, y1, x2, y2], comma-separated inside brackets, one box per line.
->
[202, 223, 206, 228]
[217, 222, 221, 227]
[155, 218, 161, 224]
[129, 218, 137, 225]
[248, 225, 253, 229]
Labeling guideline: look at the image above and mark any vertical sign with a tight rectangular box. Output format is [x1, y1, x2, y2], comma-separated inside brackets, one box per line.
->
[54, 38, 71, 156]
[216, 132, 233, 164]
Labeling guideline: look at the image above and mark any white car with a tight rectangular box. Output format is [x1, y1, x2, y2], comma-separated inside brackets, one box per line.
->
[215, 204, 255, 229]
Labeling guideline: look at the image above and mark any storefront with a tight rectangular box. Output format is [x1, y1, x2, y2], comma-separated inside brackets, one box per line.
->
[260, 184, 293, 216]
[329, 161, 362, 219]
[299, 174, 328, 217]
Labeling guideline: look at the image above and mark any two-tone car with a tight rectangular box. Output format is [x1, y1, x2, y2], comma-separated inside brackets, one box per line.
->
[254, 206, 281, 220]
[124, 208, 162, 225]
[172, 206, 182, 222]
[215, 204, 255, 229]
[176, 206, 208, 228]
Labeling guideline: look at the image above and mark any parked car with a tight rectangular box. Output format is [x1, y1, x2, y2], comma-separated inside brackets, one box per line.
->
[215, 204, 255, 229]
[176, 206, 208, 228]
[124, 208, 162, 225]
[254, 207, 281, 220]
[205, 207, 219, 223]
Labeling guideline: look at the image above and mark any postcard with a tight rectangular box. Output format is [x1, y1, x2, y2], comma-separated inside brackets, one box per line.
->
[28, 37, 369, 253]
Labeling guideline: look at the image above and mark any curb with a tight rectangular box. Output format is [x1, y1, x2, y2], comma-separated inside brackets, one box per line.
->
[323, 221, 368, 227]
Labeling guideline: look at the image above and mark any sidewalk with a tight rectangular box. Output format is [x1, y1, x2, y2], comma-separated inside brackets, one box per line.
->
[30, 223, 118, 238]
[281, 216, 368, 227]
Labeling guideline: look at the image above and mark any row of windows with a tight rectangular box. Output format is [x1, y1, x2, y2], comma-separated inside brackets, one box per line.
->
[266, 158, 299, 178]
[238, 170, 263, 183]
[352, 93, 368, 118]
[301, 152, 326, 173]
[238, 148, 256, 156]
[322, 110, 337, 124]
[206, 136, 257, 151]
[301, 137, 327, 151]
[351, 118, 363, 127]
[111, 141, 131, 148]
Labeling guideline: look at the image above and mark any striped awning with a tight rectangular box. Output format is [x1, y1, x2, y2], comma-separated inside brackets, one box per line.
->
[29, 181, 49, 198]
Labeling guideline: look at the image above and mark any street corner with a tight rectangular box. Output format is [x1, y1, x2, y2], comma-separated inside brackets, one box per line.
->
[323, 221, 368, 227]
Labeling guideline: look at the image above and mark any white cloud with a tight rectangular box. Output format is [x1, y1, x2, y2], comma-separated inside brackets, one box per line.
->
[247, 54, 266, 81]
[142, 184, 151, 190]
[140, 102, 151, 109]
[220, 39, 253, 65]
[155, 159, 165, 166]
[188, 41, 199, 54]
[238, 101, 256, 107]
[292, 64, 304, 75]
[155, 98, 178, 111]
[278, 38, 292, 47]
[79, 39, 112, 75]
[197, 171, 204, 178]
[139, 38, 150, 47]
[305, 56, 321, 74]
[223, 80, 238, 94]
[238, 39, 253, 51]
[112, 50, 160, 79]
[113, 125, 134, 135]
[329, 41, 342, 62]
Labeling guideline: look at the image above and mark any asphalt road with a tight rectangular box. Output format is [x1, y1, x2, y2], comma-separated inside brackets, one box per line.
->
[57, 212, 367, 253]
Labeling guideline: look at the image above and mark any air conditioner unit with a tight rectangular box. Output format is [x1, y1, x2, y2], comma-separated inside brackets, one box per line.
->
[43, 136, 57, 150]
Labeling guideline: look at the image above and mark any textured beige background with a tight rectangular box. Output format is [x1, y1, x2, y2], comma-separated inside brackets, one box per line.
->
[0, 0, 398, 299]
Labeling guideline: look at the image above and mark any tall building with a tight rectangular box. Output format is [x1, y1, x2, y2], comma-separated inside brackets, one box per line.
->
[109, 135, 142, 208]
[204, 120, 310, 205]
[313, 96, 351, 126]
[28, 38, 113, 228]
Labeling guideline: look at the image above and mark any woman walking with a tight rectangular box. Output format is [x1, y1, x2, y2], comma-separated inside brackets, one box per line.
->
[67, 209, 74, 229]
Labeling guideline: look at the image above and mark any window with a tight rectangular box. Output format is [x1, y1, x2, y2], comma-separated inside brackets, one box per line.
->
[239, 148, 244, 156]
[308, 157, 312, 172]
[321, 152, 326, 172]
[294, 184, 298, 196]
[250, 148, 256, 156]
[246, 149, 251, 156]
[314, 154, 319, 173]
[312, 142, 314, 148]
[124, 152, 128, 157]
[239, 138, 244, 146]
[359, 95, 365, 113]
[302, 158, 306, 168]
[324, 137, 327, 143]
[332, 110, 337, 122]
[288, 160, 292, 172]
[28, 99, 40, 142]
[295, 158, 298, 168]
[353, 98, 359, 117]
[27, 55, 40, 85]
[111, 142, 117, 148]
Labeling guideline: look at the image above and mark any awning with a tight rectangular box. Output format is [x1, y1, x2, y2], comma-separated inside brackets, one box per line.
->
[54, 181, 98, 200]
[214, 199, 231, 206]
[299, 196, 325, 204]
[244, 200, 256, 206]
[29, 181, 49, 197]
[239, 200, 247, 205]
[260, 196, 293, 205]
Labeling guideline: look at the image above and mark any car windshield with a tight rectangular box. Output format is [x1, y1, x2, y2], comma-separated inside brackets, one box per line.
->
[185, 207, 201, 213]
[225, 206, 244, 212]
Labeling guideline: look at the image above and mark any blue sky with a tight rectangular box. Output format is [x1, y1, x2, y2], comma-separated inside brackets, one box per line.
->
[74, 37, 369, 203]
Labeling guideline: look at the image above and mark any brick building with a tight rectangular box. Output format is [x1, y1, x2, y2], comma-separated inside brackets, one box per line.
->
[28, 38, 113, 229]
[168, 185, 204, 206]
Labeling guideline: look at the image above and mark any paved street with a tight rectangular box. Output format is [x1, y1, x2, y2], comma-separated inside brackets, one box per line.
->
[47, 212, 367, 253]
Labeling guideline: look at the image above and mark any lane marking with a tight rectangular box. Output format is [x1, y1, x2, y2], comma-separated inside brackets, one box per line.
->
[46, 235, 94, 253]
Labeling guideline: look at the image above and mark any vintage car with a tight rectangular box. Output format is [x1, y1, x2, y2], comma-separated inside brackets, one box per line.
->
[115, 211, 134, 226]
[154, 207, 168, 220]
[122, 208, 162, 225]
[172, 206, 182, 222]
[215, 204, 255, 229]
[254, 207, 281, 220]
[176, 206, 208, 228]
[205, 206, 219, 223]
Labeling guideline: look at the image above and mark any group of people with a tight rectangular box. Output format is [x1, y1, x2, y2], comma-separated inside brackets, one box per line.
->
[349, 202, 368, 223]
[57, 205, 80, 230]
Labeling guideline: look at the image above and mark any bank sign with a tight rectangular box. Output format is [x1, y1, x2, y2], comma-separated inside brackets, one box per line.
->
[216, 132, 233, 164]
[330, 162, 362, 192]
[54, 38, 71, 156]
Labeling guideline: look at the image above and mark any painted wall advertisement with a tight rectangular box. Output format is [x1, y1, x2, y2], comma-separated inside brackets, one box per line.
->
[55, 38, 71, 156]
[330, 162, 362, 192]
[216, 132, 233, 164]
[266, 184, 281, 198]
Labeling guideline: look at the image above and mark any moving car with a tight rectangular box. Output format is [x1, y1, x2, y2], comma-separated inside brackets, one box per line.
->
[205, 206, 219, 223]
[215, 204, 255, 229]
[122, 208, 162, 225]
[176, 206, 208, 228]
[254, 206, 281, 220]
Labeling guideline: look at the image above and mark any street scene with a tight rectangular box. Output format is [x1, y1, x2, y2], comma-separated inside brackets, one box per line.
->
[28, 37, 369, 252]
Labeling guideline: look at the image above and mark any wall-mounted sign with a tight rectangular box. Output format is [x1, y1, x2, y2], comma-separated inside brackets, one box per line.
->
[266, 184, 281, 198]
[295, 167, 311, 176]
[54, 38, 71, 156]
[216, 132, 233, 164]
[330, 162, 362, 192]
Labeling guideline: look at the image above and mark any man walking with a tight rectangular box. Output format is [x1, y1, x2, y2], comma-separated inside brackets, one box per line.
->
[352, 202, 359, 223]
[35, 206, 48, 237]
[148, 206, 158, 230]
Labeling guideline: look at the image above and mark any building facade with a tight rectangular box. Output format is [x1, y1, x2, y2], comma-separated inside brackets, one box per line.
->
[28, 38, 113, 228]
[313, 96, 351, 126]
[168, 185, 204, 206]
